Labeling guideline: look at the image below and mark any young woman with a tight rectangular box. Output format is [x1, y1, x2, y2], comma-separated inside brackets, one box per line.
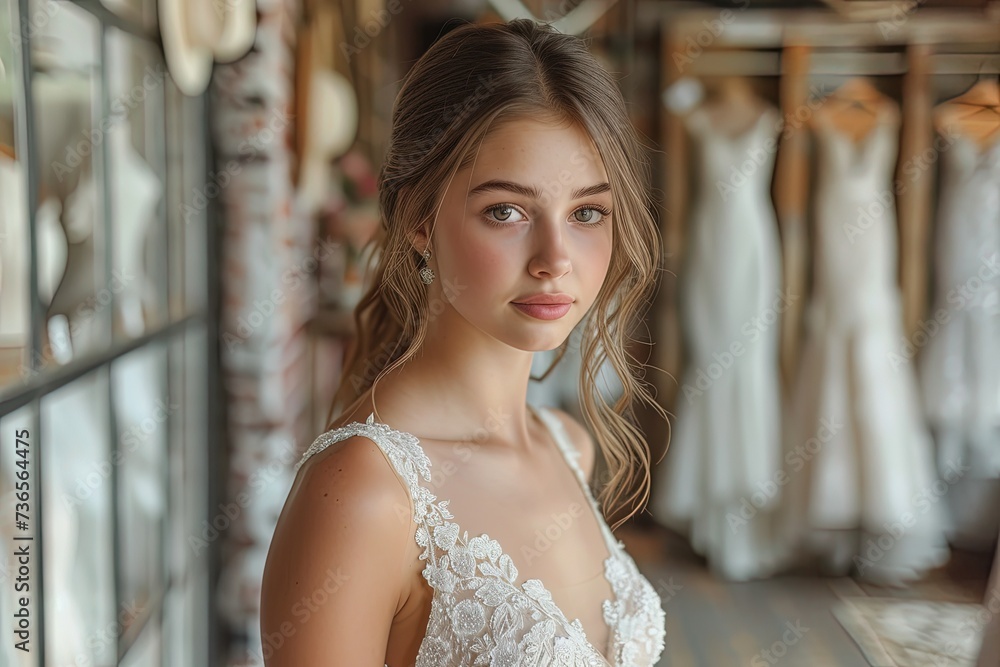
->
[261, 18, 667, 666]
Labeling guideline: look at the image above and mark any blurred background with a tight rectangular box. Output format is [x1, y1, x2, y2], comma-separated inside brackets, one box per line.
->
[0, 0, 999, 665]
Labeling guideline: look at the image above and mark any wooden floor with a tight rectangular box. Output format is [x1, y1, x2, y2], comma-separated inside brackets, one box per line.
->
[618, 519, 994, 667]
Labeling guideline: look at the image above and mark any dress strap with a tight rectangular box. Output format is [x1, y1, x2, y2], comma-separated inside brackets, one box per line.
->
[294, 413, 455, 571]
[295, 413, 437, 526]
[528, 404, 623, 554]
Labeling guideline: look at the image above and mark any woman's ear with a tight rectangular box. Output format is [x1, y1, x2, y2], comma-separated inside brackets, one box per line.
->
[408, 224, 432, 255]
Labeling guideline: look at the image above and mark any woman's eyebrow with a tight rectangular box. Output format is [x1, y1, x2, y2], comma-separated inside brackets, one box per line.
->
[467, 179, 610, 200]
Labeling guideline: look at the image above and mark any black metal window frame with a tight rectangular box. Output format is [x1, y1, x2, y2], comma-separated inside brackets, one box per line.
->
[0, 0, 222, 665]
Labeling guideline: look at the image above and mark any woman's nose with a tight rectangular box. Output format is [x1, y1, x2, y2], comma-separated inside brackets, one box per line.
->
[527, 220, 573, 279]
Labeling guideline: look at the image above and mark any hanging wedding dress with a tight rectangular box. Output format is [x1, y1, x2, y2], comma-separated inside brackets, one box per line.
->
[918, 132, 1000, 550]
[651, 102, 785, 581]
[782, 100, 950, 584]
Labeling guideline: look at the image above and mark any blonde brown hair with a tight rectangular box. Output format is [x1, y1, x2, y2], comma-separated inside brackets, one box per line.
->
[328, 18, 667, 530]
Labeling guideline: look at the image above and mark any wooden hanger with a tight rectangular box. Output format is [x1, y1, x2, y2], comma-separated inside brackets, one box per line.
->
[716, 76, 759, 107]
[697, 75, 770, 138]
[934, 64, 1000, 150]
[812, 76, 889, 143]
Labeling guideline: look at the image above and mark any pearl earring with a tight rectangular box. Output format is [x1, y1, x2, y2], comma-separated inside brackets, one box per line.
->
[419, 248, 435, 285]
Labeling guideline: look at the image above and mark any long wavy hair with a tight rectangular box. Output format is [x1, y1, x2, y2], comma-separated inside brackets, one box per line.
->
[327, 18, 667, 530]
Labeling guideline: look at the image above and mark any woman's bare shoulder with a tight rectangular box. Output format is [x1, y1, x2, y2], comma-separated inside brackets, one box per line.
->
[261, 433, 414, 663]
[296, 432, 412, 512]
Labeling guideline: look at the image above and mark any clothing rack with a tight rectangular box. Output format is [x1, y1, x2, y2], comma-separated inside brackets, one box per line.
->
[641, 4, 1000, 46]
[666, 51, 1000, 77]
[652, 6, 999, 406]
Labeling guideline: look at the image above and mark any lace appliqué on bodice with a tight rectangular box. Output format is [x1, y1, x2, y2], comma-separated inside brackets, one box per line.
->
[294, 408, 666, 667]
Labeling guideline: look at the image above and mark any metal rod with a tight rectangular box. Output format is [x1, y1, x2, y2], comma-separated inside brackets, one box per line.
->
[68, 0, 160, 42]
[666, 49, 1000, 77]
[13, 0, 45, 663]
[203, 86, 226, 667]
[652, 6, 1000, 47]
[95, 19, 127, 665]
[0, 315, 200, 417]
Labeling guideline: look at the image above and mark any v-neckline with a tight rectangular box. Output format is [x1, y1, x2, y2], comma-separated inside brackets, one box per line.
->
[821, 116, 889, 170]
[951, 130, 1000, 172]
[692, 104, 776, 144]
[356, 405, 621, 664]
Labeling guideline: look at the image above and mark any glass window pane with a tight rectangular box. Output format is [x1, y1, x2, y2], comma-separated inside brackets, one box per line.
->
[165, 323, 209, 664]
[165, 566, 209, 667]
[31, 2, 112, 368]
[166, 84, 207, 321]
[168, 324, 208, 578]
[99, 0, 158, 33]
[106, 28, 168, 343]
[40, 367, 116, 666]
[120, 606, 162, 667]
[1, 0, 41, 397]
[112, 341, 168, 625]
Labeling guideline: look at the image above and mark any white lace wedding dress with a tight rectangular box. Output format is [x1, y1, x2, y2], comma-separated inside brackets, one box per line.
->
[918, 132, 1000, 549]
[780, 103, 950, 584]
[651, 104, 785, 581]
[295, 404, 666, 666]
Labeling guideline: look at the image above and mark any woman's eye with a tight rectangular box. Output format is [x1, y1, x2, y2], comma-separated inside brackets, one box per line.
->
[481, 204, 610, 227]
[573, 207, 610, 225]
[484, 204, 525, 225]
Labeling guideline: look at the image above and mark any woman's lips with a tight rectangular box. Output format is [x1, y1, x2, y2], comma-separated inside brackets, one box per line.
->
[511, 302, 572, 320]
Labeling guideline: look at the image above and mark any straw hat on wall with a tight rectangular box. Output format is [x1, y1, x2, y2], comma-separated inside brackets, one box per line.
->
[297, 68, 358, 212]
[159, 0, 258, 96]
[293, 2, 358, 211]
[215, 0, 258, 63]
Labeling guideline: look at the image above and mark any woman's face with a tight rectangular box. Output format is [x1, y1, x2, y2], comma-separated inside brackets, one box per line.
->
[429, 117, 614, 352]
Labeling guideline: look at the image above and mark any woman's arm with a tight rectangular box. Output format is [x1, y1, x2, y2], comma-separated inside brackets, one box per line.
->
[261, 435, 413, 665]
